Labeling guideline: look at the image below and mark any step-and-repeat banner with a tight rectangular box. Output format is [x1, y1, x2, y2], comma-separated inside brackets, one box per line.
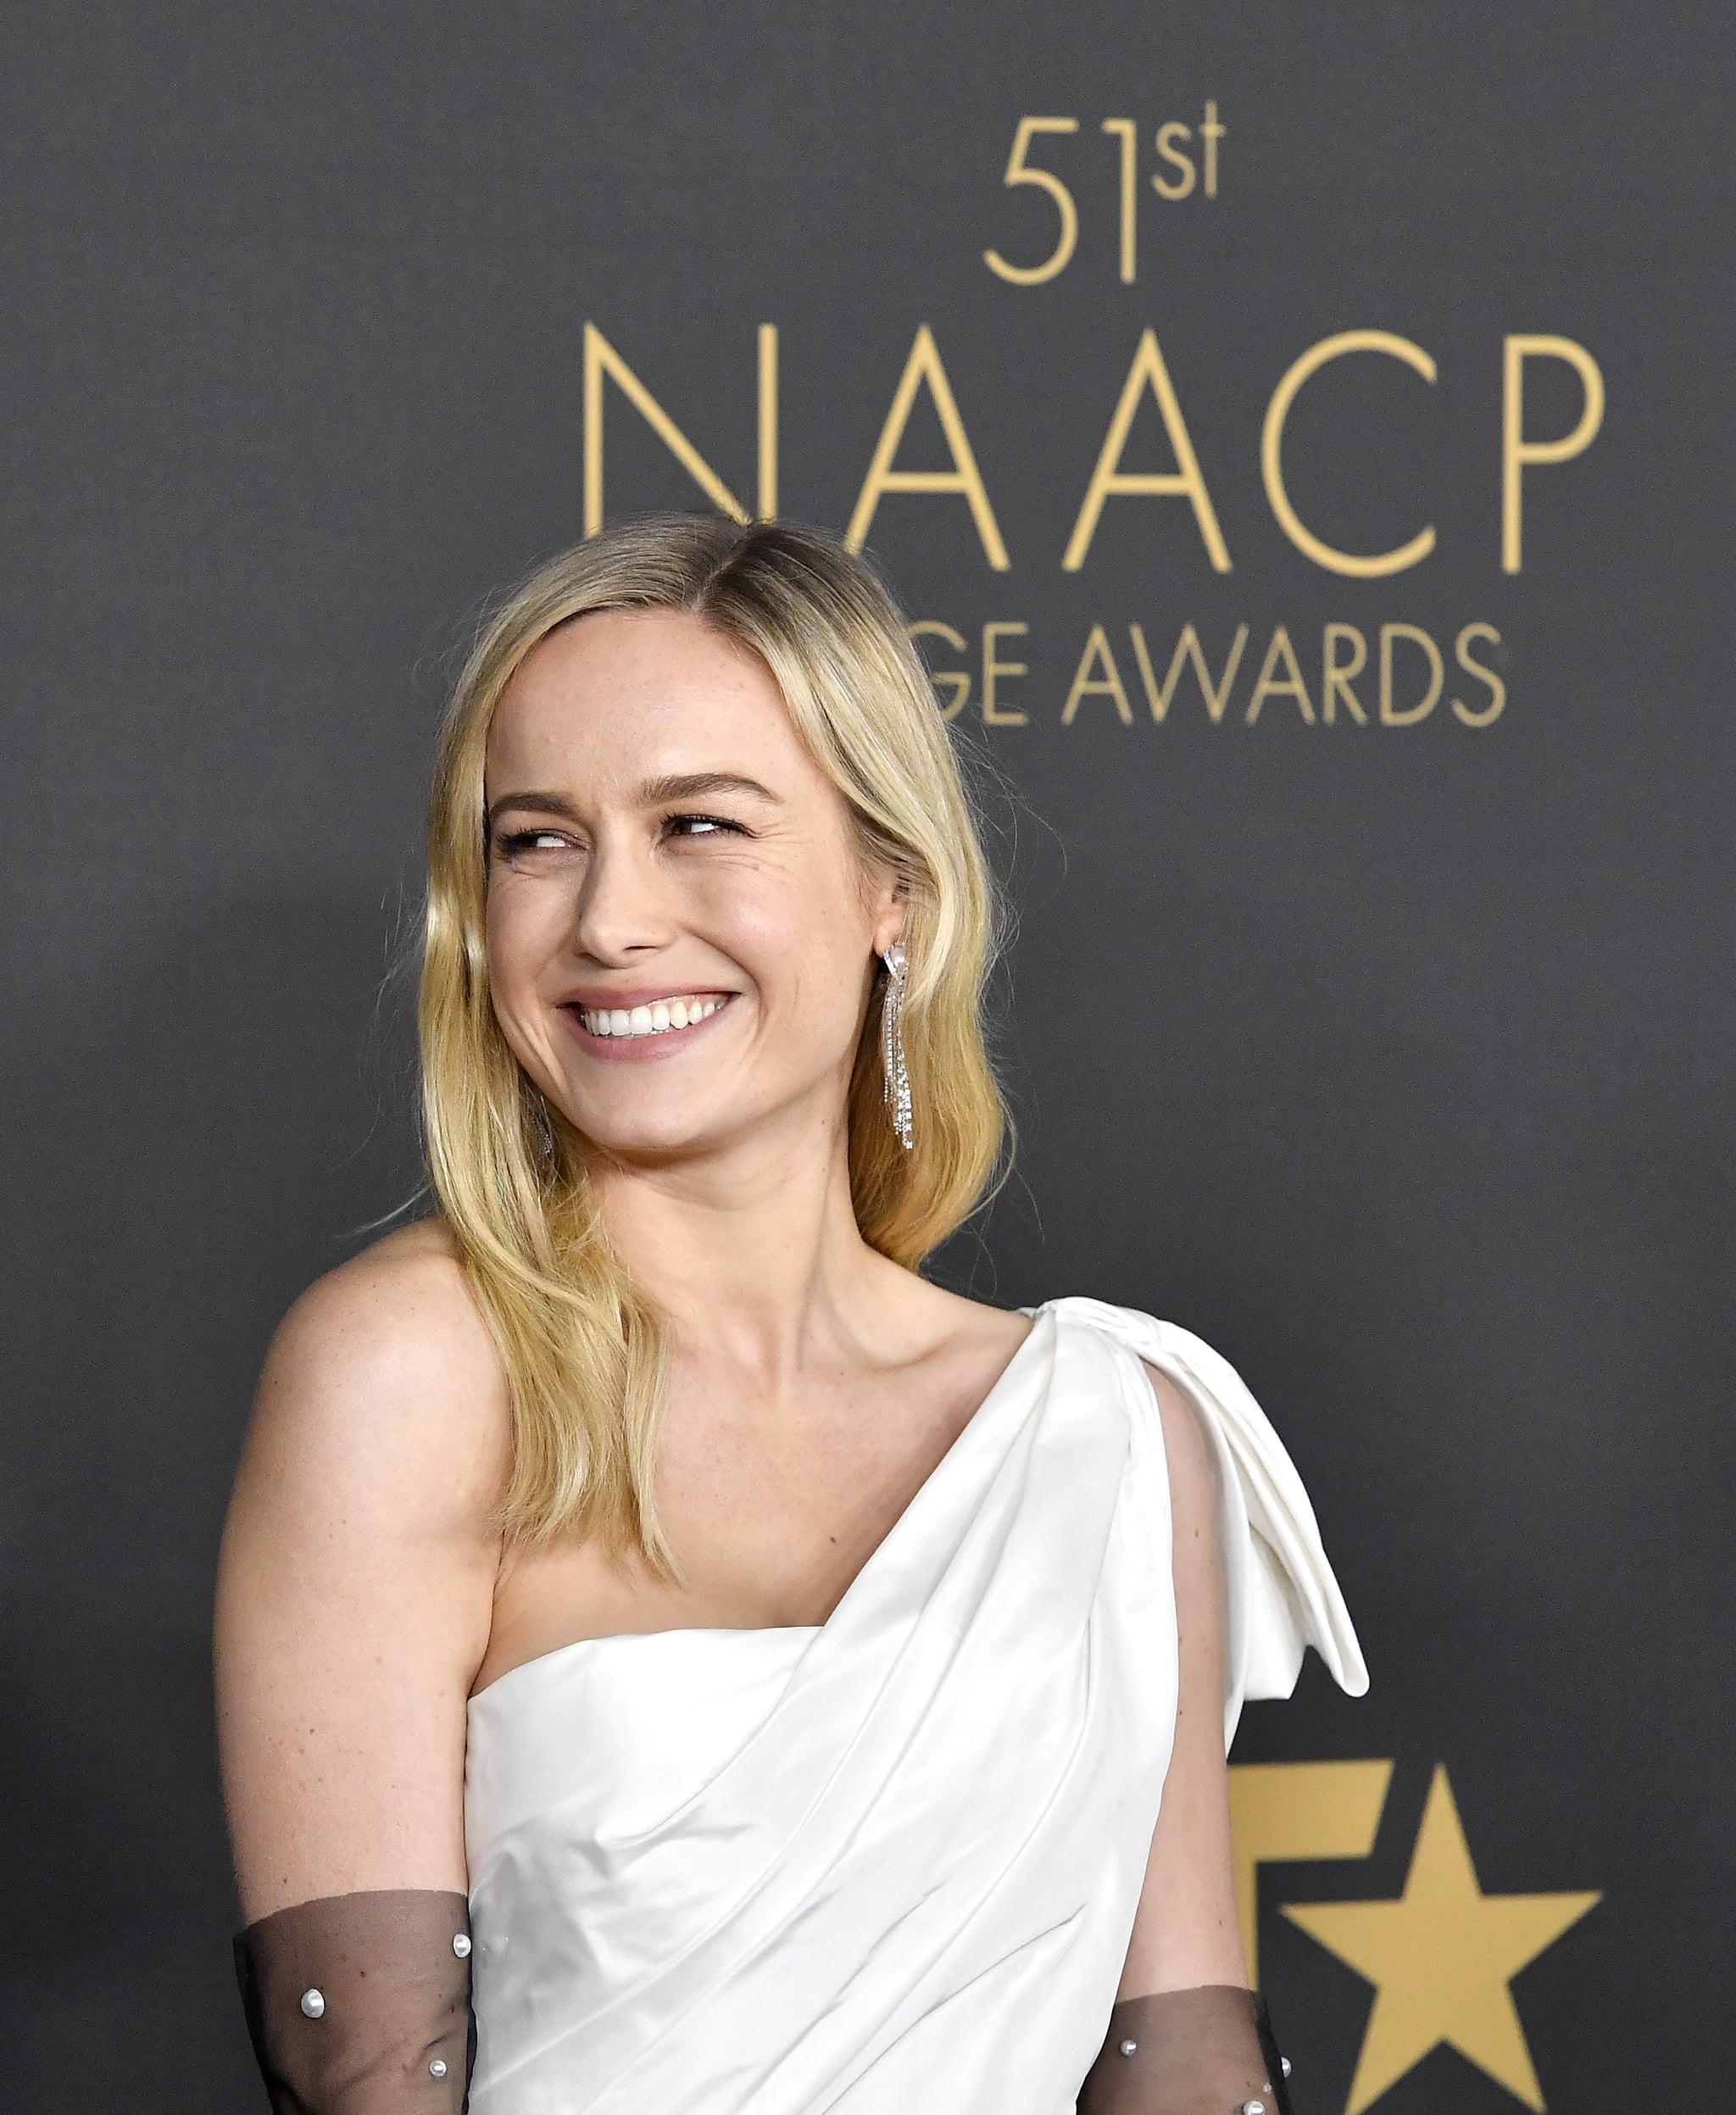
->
[4, 8, 1725, 2111]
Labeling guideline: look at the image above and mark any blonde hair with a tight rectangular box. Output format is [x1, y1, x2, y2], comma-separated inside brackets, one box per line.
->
[420, 513, 1009, 1572]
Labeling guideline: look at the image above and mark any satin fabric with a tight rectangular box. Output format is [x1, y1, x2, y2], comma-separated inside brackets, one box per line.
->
[462, 1297, 1368, 2114]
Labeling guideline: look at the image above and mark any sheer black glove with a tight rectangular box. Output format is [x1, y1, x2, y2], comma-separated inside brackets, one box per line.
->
[232, 1887, 476, 2112]
[1077, 1984, 1294, 2115]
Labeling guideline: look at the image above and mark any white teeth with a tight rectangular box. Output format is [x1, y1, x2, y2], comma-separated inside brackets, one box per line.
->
[577, 993, 727, 1039]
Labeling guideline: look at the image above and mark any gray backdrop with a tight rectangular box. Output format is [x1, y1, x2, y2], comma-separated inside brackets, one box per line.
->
[3, 6, 1729, 2111]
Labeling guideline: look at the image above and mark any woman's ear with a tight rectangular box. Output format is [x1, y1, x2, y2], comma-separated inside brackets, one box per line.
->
[871, 878, 909, 960]
[863, 856, 909, 960]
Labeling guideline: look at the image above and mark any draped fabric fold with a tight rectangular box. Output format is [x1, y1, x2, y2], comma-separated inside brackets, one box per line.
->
[1043, 1299, 1369, 1740]
[463, 1298, 1368, 2114]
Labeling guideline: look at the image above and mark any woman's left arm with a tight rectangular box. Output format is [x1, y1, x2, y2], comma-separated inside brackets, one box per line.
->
[1120, 1359, 1244, 1995]
[1074, 1361, 1292, 2114]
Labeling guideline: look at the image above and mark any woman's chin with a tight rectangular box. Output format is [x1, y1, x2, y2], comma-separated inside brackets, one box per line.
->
[561, 1096, 733, 1165]
[562, 1083, 816, 1168]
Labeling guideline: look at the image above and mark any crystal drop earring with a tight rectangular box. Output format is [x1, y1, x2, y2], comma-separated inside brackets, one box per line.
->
[880, 941, 914, 1152]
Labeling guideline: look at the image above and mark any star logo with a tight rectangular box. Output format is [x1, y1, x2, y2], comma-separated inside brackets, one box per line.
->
[1281, 1765, 1600, 2112]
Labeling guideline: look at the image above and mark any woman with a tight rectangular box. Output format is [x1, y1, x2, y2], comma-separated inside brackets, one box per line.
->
[214, 513, 1366, 2114]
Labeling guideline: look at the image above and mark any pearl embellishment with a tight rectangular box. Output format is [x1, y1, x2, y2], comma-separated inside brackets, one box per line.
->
[1118, 2038, 1138, 2056]
[299, 1988, 325, 2018]
[1240, 2101, 1266, 2115]
[452, 1933, 471, 1958]
[1282, 2057, 1293, 2077]
[429, 2058, 448, 2079]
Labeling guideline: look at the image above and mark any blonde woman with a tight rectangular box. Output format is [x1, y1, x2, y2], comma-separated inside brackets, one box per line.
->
[214, 515, 1366, 2115]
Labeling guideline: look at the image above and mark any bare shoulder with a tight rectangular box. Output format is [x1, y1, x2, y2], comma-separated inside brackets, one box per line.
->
[253, 1219, 509, 1502]
[217, 1217, 509, 1914]
[240, 1227, 514, 1556]
[270, 1215, 491, 1380]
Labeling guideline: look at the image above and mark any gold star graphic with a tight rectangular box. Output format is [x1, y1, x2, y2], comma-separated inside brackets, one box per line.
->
[1281, 1765, 1599, 2113]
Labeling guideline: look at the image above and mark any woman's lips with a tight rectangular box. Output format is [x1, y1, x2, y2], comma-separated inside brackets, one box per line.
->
[559, 990, 737, 1061]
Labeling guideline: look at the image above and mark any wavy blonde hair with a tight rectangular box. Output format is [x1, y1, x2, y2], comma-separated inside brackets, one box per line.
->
[420, 513, 1009, 1573]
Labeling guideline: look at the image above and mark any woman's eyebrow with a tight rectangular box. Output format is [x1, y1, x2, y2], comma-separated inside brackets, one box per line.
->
[635, 770, 785, 807]
[486, 790, 583, 830]
[486, 773, 785, 834]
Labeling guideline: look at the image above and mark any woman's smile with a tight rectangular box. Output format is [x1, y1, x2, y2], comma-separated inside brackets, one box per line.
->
[559, 988, 740, 1060]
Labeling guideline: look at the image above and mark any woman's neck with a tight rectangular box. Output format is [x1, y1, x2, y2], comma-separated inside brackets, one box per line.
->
[583, 1110, 905, 1387]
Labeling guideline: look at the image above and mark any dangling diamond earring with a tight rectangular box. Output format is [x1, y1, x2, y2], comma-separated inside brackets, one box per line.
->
[880, 940, 914, 1152]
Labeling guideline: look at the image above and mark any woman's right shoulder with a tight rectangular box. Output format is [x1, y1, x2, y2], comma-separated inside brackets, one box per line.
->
[219, 1220, 508, 1916]
[271, 1215, 490, 1367]
[244, 1216, 512, 1525]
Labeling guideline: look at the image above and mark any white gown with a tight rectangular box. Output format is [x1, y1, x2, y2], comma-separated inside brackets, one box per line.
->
[462, 1297, 1368, 2115]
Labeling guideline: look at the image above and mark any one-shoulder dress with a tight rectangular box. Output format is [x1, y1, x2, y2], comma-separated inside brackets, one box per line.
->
[462, 1297, 1369, 2114]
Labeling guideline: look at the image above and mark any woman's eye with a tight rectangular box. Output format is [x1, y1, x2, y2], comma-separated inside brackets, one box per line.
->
[496, 828, 572, 855]
[667, 813, 742, 838]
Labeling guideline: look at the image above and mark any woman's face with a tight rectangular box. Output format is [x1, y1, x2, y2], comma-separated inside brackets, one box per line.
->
[483, 607, 904, 1164]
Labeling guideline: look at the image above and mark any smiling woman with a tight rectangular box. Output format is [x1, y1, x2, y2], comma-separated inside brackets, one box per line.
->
[212, 513, 1366, 2115]
[421, 520, 1008, 1574]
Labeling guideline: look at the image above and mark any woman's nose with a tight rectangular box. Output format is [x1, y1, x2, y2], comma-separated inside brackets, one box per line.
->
[569, 838, 678, 962]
